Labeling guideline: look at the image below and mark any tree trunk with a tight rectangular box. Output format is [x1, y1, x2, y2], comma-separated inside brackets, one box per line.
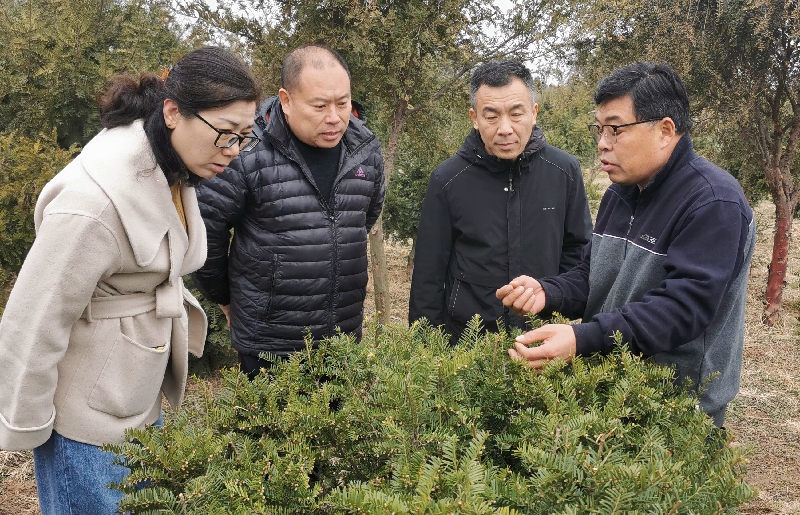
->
[763, 198, 797, 325]
[368, 217, 390, 322]
[369, 101, 408, 324]
[406, 236, 416, 281]
[753, 78, 800, 324]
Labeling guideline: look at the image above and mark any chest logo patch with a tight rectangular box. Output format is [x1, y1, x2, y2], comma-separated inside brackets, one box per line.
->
[639, 233, 657, 245]
[355, 167, 366, 178]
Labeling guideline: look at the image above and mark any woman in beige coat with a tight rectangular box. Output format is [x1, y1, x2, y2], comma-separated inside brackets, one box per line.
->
[0, 47, 261, 514]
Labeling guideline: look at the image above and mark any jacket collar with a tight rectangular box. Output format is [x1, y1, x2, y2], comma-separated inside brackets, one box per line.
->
[79, 120, 201, 273]
[456, 126, 546, 173]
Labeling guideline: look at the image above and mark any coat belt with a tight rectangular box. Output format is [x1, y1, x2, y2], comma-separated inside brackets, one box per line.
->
[80, 280, 185, 322]
[80, 292, 157, 322]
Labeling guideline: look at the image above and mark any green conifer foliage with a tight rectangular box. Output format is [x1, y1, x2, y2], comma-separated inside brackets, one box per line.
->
[182, 275, 238, 377]
[0, 130, 77, 274]
[109, 320, 752, 514]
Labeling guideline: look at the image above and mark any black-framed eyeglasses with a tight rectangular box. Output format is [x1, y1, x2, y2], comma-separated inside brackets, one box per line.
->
[587, 118, 663, 144]
[194, 112, 261, 152]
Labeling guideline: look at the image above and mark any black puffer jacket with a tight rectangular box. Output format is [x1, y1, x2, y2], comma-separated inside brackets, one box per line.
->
[409, 127, 591, 341]
[192, 97, 385, 356]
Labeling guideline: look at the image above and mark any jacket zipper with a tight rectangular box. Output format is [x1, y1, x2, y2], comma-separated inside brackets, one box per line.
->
[262, 117, 374, 336]
[329, 210, 339, 335]
[624, 202, 636, 258]
[505, 161, 520, 327]
[275, 142, 339, 333]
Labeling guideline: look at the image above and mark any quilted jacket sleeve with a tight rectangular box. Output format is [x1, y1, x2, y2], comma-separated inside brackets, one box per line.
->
[191, 159, 250, 306]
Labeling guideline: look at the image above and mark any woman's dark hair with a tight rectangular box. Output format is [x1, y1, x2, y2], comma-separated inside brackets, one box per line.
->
[98, 47, 262, 185]
[594, 62, 693, 134]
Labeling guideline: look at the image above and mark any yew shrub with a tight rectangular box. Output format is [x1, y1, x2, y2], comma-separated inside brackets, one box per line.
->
[109, 318, 752, 514]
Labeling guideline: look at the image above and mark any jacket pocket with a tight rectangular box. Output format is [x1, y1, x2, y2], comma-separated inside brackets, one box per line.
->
[230, 241, 279, 323]
[260, 253, 279, 321]
[447, 272, 504, 326]
[87, 334, 170, 418]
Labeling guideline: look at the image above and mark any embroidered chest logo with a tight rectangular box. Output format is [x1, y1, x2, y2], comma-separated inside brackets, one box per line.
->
[639, 234, 657, 245]
[355, 167, 366, 178]
[542, 206, 555, 211]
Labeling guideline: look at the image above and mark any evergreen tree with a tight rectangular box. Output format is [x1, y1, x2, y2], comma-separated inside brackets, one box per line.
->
[0, 0, 186, 148]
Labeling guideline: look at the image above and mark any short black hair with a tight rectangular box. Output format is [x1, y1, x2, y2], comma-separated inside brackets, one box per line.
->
[594, 62, 692, 134]
[470, 60, 536, 108]
[281, 44, 351, 91]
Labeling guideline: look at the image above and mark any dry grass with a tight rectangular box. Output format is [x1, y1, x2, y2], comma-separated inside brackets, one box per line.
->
[2, 194, 800, 513]
[0, 450, 37, 515]
[728, 201, 800, 514]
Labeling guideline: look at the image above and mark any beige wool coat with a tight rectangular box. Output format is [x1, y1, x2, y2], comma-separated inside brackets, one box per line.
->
[0, 120, 207, 451]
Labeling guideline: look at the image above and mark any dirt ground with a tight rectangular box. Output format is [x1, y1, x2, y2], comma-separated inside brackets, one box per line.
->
[726, 200, 800, 514]
[2, 196, 799, 514]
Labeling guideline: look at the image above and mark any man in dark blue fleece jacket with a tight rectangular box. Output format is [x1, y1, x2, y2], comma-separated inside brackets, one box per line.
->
[497, 62, 755, 427]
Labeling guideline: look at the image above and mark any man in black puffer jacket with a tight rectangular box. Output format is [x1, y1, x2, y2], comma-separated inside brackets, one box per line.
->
[409, 60, 592, 344]
[192, 45, 385, 376]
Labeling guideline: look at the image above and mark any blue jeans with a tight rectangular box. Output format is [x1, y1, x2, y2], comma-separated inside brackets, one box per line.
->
[33, 414, 163, 515]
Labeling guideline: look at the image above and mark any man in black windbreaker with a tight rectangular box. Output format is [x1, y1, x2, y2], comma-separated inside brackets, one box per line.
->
[192, 45, 385, 377]
[409, 60, 592, 344]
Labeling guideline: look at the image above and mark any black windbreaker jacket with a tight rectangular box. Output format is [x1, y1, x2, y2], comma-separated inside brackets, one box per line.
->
[192, 97, 385, 356]
[408, 127, 591, 340]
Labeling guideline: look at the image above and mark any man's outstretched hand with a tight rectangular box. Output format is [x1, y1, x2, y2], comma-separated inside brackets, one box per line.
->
[496, 275, 546, 317]
[508, 324, 577, 371]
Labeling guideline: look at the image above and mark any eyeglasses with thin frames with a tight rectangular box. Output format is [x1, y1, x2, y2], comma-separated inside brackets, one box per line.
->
[194, 112, 261, 152]
[587, 118, 663, 144]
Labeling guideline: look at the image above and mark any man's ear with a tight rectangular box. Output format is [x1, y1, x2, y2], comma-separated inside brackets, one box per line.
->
[278, 88, 291, 115]
[660, 117, 678, 140]
[469, 108, 479, 130]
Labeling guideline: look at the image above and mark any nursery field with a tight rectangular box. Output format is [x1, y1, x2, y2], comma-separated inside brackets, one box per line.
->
[1, 196, 799, 514]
